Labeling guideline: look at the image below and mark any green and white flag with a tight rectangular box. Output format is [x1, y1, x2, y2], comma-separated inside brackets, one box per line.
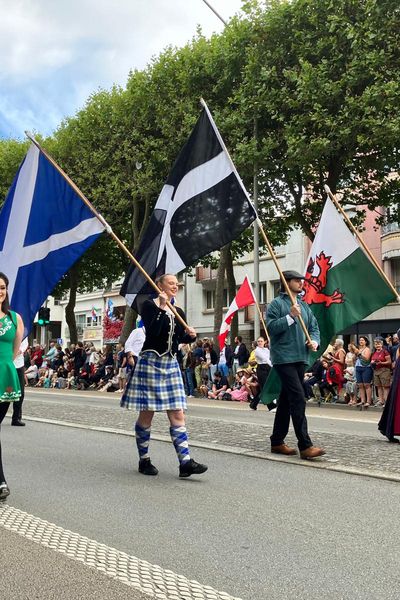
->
[261, 197, 397, 405]
[302, 197, 397, 354]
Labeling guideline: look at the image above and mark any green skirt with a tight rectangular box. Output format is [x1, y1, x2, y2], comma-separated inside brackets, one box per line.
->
[0, 362, 21, 402]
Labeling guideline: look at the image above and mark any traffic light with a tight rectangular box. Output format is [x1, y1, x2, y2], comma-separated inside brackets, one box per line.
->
[38, 307, 50, 326]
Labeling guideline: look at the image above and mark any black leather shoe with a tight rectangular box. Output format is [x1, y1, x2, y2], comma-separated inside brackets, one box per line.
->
[11, 420, 26, 427]
[0, 482, 10, 501]
[138, 458, 159, 476]
[179, 459, 208, 478]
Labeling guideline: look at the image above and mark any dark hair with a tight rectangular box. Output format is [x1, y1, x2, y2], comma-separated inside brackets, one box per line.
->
[214, 371, 221, 378]
[236, 336, 242, 343]
[358, 336, 369, 346]
[0, 272, 11, 314]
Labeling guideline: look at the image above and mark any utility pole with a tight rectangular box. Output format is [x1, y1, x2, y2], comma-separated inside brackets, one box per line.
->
[201, 0, 227, 26]
[253, 118, 260, 338]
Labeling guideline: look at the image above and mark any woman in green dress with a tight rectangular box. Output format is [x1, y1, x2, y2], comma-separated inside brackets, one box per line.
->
[0, 272, 24, 501]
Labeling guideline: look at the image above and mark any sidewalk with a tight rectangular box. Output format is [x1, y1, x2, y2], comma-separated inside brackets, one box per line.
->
[17, 392, 400, 481]
[0, 526, 150, 600]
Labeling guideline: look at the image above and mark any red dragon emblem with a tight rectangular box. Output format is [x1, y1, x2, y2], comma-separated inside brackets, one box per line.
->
[302, 251, 345, 307]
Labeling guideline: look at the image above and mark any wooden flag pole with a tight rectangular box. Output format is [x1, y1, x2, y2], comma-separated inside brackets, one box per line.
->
[25, 132, 190, 329]
[256, 218, 313, 345]
[255, 300, 270, 343]
[324, 185, 400, 303]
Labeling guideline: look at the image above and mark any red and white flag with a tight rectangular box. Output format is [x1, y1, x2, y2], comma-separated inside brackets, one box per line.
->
[218, 276, 257, 348]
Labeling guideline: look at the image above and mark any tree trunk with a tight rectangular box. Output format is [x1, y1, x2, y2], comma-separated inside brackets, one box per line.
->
[65, 264, 79, 344]
[213, 246, 229, 351]
[225, 245, 238, 343]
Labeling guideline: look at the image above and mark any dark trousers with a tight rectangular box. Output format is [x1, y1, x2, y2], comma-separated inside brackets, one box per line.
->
[303, 376, 319, 399]
[270, 363, 312, 451]
[12, 367, 25, 423]
[251, 364, 271, 409]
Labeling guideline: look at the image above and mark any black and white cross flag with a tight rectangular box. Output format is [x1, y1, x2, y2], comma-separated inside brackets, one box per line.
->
[120, 101, 257, 311]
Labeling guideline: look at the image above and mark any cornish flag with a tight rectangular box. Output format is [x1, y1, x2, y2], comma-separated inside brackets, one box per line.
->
[0, 144, 104, 336]
[121, 102, 257, 310]
[218, 276, 256, 347]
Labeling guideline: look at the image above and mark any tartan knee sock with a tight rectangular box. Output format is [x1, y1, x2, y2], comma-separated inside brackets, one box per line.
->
[135, 423, 151, 460]
[170, 425, 190, 464]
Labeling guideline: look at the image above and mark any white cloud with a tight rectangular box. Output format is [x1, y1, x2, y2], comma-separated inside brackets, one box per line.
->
[0, 0, 245, 138]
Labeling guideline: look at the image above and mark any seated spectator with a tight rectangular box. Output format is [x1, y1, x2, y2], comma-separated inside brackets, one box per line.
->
[303, 359, 324, 400]
[95, 365, 113, 391]
[199, 372, 211, 397]
[25, 361, 39, 386]
[100, 368, 120, 392]
[371, 337, 392, 406]
[66, 370, 77, 390]
[208, 371, 229, 399]
[319, 359, 337, 401]
[229, 368, 256, 403]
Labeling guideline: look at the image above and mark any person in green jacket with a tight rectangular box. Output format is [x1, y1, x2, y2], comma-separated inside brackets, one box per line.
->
[267, 270, 326, 459]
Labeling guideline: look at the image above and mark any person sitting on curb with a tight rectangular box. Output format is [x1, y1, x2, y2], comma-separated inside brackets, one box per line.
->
[208, 371, 229, 400]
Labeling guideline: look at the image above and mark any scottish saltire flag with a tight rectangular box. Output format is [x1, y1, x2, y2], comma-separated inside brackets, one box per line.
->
[121, 103, 257, 311]
[261, 197, 397, 405]
[219, 276, 256, 348]
[106, 298, 114, 318]
[0, 144, 105, 336]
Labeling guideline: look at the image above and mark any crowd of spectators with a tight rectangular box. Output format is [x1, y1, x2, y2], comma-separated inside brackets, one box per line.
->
[23, 341, 129, 393]
[24, 331, 399, 410]
[303, 333, 399, 408]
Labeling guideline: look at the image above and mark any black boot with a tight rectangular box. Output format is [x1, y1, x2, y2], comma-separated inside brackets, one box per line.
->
[179, 459, 208, 478]
[138, 458, 159, 476]
[0, 482, 10, 501]
[11, 420, 25, 426]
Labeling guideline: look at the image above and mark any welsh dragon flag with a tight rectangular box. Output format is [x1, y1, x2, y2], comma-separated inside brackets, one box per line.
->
[261, 197, 397, 405]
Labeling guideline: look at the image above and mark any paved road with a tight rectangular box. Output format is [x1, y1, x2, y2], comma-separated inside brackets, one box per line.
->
[2, 420, 400, 600]
[18, 389, 400, 481]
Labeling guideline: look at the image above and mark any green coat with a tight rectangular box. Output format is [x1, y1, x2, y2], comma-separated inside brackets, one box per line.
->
[267, 293, 320, 365]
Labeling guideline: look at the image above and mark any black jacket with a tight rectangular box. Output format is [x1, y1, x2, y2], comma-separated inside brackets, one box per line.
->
[234, 342, 249, 366]
[141, 300, 195, 356]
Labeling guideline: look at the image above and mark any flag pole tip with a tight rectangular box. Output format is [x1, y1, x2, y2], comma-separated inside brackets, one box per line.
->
[200, 97, 206, 108]
[324, 184, 331, 194]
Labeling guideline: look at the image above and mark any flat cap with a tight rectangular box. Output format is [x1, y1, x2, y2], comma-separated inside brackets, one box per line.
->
[282, 269, 305, 280]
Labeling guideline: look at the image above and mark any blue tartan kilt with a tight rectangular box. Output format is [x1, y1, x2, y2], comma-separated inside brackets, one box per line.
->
[120, 351, 187, 412]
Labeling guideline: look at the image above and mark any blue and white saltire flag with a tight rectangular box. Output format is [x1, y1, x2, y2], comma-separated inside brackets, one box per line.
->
[0, 144, 105, 336]
[106, 298, 114, 318]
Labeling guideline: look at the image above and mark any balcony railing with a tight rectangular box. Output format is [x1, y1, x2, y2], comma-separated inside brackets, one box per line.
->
[381, 222, 400, 235]
[195, 266, 218, 282]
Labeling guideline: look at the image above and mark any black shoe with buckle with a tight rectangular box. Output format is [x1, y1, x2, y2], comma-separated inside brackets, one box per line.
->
[0, 482, 10, 501]
[138, 458, 159, 476]
[179, 458, 208, 478]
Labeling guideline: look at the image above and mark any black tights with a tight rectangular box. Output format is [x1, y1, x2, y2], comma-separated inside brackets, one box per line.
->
[0, 402, 10, 483]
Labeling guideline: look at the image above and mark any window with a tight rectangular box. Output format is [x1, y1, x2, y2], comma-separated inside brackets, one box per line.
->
[259, 282, 267, 304]
[205, 289, 228, 310]
[86, 315, 102, 327]
[393, 258, 400, 293]
[271, 281, 281, 299]
[76, 314, 86, 326]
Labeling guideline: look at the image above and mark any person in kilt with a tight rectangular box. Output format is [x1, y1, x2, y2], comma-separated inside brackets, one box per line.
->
[121, 274, 208, 478]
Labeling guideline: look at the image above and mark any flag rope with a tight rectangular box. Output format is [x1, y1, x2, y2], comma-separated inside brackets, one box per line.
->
[24, 132, 189, 329]
[324, 185, 400, 303]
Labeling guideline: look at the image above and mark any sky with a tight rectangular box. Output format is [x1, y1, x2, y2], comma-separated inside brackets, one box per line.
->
[0, 0, 245, 140]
